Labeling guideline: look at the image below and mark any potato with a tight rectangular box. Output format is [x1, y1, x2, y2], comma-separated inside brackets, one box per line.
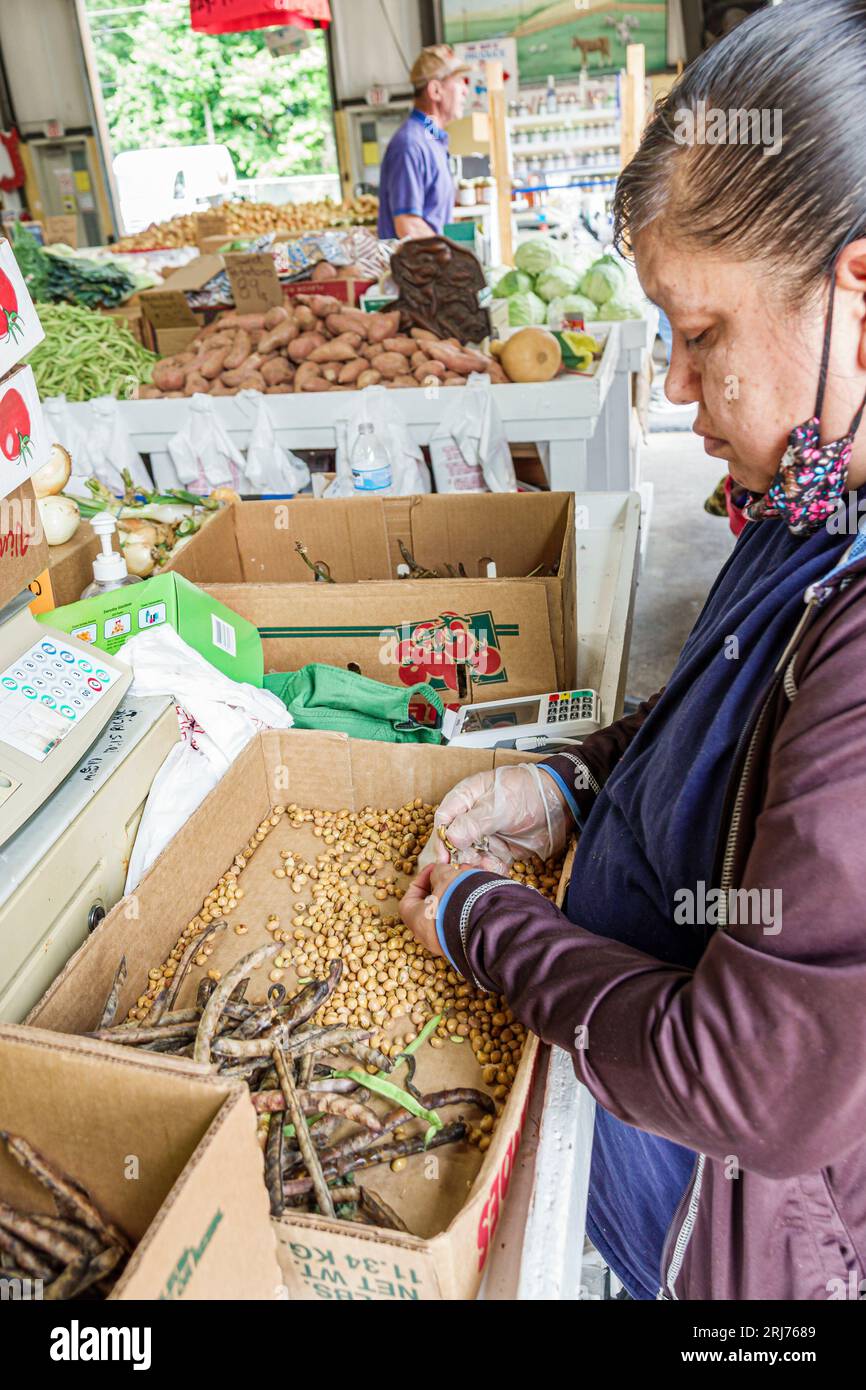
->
[312, 261, 338, 281]
[258, 321, 298, 354]
[370, 352, 407, 379]
[200, 347, 230, 380]
[367, 311, 402, 344]
[262, 358, 295, 387]
[224, 330, 252, 370]
[263, 305, 291, 330]
[382, 337, 416, 356]
[356, 369, 382, 389]
[288, 332, 327, 363]
[338, 358, 367, 385]
[152, 363, 186, 392]
[310, 340, 359, 363]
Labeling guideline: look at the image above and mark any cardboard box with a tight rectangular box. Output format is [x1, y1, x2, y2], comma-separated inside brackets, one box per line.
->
[45, 504, 240, 611]
[0, 365, 51, 503]
[0, 237, 45, 377]
[0, 1025, 281, 1300]
[139, 254, 227, 355]
[284, 277, 376, 309]
[27, 729, 543, 1301]
[39, 570, 264, 684]
[0, 478, 49, 610]
[168, 493, 577, 700]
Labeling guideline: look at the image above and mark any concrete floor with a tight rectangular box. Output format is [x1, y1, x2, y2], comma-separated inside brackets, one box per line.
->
[626, 432, 736, 700]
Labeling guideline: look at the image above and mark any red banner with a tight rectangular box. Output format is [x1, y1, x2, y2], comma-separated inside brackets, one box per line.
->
[190, 0, 331, 35]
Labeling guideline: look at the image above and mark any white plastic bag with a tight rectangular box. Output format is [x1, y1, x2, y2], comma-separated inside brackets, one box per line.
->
[79, 396, 152, 493]
[326, 385, 431, 497]
[41, 395, 105, 497]
[167, 393, 247, 494]
[123, 626, 294, 892]
[238, 390, 310, 495]
[428, 374, 517, 494]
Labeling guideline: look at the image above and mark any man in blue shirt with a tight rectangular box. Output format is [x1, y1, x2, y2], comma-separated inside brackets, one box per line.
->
[377, 45, 470, 241]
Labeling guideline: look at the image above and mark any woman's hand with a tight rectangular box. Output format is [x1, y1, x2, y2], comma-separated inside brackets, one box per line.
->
[418, 764, 571, 874]
[399, 863, 474, 957]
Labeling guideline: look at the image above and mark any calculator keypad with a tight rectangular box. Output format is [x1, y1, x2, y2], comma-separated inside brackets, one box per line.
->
[0, 639, 118, 762]
[545, 692, 596, 724]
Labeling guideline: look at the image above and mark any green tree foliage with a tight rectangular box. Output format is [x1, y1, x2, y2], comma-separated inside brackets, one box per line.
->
[84, 0, 336, 179]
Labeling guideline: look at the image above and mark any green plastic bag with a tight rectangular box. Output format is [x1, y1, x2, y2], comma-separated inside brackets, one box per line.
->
[264, 664, 444, 744]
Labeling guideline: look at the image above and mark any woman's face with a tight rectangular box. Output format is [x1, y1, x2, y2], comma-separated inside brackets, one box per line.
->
[635, 230, 829, 493]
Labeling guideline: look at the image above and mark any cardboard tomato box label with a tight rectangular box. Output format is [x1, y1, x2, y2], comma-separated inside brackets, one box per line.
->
[0, 364, 50, 503]
[0, 238, 45, 378]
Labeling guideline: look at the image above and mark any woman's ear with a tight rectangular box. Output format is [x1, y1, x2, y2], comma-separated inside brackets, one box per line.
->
[836, 239, 866, 371]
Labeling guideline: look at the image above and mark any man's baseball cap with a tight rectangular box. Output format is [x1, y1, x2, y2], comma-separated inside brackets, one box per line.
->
[410, 44, 472, 90]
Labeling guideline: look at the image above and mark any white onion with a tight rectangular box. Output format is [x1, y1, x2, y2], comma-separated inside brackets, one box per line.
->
[32, 443, 73, 499]
[38, 494, 80, 546]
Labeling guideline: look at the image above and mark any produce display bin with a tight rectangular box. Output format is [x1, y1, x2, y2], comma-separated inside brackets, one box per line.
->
[63, 325, 629, 492]
[0, 1025, 281, 1300]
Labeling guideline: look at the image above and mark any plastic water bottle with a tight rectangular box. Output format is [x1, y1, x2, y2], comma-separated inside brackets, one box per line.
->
[351, 422, 393, 495]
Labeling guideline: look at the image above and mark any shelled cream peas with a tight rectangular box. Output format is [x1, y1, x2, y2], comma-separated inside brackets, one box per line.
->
[133, 800, 562, 1151]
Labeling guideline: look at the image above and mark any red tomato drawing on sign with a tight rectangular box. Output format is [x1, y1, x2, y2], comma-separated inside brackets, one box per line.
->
[0, 267, 21, 342]
[0, 388, 32, 464]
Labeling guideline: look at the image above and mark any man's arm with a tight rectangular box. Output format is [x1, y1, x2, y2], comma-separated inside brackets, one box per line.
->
[393, 214, 436, 239]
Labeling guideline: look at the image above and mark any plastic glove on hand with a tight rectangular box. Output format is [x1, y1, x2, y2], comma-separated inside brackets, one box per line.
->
[425, 764, 569, 874]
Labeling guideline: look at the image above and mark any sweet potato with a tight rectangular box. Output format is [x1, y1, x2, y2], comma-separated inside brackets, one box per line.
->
[293, 361, 322, 393]
[217, 312, 266, 331]
[426, 341, 491, 375]
[258, 321, 298, 354]
[310, 340, 359, 363]
[312, 261, 339, 281]
[443, 374, 468, 386]
[356, 369, 382, 389]
[299, 295, 343, 318]
[485, 360, 510, 385]
[326, 311, 370, 339]
[209, 379, 233, 396]
[164, 391, 185, 398]
[366, 311, 402, 345]
[137, 384, 162, 399]
[299, 375, 335, 392]
[332, 332, 362, 351]
[184, 372, 211, 396]
[263, 305, 291, 330]
[338, 358, 367, 385]
[151, 362, 187, 392]
[411, 350, 430, 370]
[322, 365, 340, 383]
[382, 337, 416, 356]
[262, 358, 294, 387]
[415, 360, 445, 382]
[200, 347, 230, 380]
[288, 332, 327, 363]
[266, 384, 295, 394]
[293, 305, 317, 332]
[410, 327, 439, 343]
[360, 343, 380, 361]
[370, 352, 407, 380]
[237, 370, 266, 392]
[224, 330, 252, 370]
[392, 375, 418, 388]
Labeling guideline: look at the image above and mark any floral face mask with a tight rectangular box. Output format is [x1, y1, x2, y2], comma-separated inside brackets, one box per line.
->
[747, 271, 866, 536]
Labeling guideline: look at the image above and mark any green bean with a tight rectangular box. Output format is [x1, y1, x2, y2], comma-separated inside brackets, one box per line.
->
[27, 303, 156, 403]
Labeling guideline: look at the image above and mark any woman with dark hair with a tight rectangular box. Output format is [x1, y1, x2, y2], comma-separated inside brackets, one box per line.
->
[401, 0, 866, 1301]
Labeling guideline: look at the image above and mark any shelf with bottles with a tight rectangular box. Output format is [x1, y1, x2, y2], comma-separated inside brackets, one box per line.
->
[510, 127, 620, 153]
[512, 174, 619, 198]
[513, 155, 621, 182]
